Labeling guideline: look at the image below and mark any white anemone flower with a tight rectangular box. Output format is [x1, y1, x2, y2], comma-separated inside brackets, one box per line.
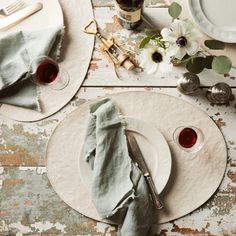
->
[139, 44, 173, 75]
[161, 19, 199, 60]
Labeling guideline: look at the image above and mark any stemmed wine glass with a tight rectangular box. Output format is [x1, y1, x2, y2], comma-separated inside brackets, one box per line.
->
[173, 126, 204, 153]
[29, 56, 69, 90]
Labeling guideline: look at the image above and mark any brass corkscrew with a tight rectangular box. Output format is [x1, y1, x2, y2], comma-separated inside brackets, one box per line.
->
[82, 19, 135, 78]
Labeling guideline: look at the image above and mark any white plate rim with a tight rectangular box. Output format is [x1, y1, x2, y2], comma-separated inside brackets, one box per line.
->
[79, 116, 172, 194]
[188, 0, 236, 43]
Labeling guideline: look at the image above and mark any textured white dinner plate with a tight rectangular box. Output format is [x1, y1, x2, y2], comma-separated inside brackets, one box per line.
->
[0, 0, 94, 122]
[188, 0, 236, 43]
[79, 116, 172, 195]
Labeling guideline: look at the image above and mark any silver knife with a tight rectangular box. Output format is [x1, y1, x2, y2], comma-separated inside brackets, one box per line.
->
[126, 132, 164, 209]
[0, 2, 43, 31]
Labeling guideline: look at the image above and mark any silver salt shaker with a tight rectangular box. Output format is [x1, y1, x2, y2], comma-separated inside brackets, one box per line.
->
[206, 83, 232, 104]
[177, 73, 200, 95]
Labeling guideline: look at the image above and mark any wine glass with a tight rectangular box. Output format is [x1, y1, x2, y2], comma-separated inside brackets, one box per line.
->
[173, 126, 204, 153]
[29, 56, 69, 90]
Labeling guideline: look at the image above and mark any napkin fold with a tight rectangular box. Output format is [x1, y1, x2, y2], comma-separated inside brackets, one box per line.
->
[0, 25, 64, 111]
[84, 99, 155, 236]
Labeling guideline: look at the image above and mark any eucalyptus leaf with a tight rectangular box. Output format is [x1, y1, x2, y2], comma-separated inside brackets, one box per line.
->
[186, 57, 205, 74]
[204, 40, 225, 50]
[204, 56, 214, 69]
[139, 37, 151, 49]
[145, 29, 160, 37]
[168, 2, 182, 19]
[212, 56, 232, 74]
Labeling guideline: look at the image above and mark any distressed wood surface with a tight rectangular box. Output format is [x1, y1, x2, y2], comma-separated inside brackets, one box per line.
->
[83, 7, 236, 87]
[1, 0, 236, 235]
[0, 87, 236, 167]
[1, 88, 236, 235]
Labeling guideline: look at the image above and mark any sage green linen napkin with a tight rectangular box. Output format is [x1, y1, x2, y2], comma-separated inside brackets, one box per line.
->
[0, 25, 63, 111]
[84, 99, 155, 236]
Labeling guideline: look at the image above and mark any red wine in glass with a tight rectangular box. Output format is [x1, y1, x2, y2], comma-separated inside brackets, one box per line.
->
[178, 128, 198, 148]
[36, 60, 59, 84]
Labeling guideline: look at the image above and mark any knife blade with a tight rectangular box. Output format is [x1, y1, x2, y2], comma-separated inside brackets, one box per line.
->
[0, 2, 43, 31]
[126, 132, 164, 209]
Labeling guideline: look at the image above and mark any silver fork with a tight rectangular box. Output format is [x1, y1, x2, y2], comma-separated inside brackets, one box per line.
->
[0, 0, 24, 16]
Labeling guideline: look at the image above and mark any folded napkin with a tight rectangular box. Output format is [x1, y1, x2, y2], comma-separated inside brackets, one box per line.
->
[84, 99, 155, 236]
[0, 25, 64, 111]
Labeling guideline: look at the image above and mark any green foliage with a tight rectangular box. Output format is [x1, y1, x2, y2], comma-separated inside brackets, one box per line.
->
[145, 29, 160, 37]
[168, 2, 182, 19]
[204, 56, 214, 69]
[204, 40, 225, 50]
[212, 56, 232, 74]
[139, 2, 232, 77]
[186, 57, 205, 74]
[139, 37, 151, 49]
[140, 30, 163, 49]
[155, 37, 165, 48]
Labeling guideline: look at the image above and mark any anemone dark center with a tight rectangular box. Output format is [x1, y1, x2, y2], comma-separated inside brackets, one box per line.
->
[152, 51, 163, 63]
[176, 36, 187, 47]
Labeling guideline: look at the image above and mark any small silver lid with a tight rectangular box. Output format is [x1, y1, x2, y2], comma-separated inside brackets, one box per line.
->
[177, 73, 200, 95]
[207, 83, 232, 104]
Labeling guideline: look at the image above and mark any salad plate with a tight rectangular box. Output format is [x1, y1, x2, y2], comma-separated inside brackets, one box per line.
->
[188, 0, 236, 43]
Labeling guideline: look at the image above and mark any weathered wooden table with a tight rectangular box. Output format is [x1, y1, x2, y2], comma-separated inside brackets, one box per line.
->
[1, 0, 236, 235]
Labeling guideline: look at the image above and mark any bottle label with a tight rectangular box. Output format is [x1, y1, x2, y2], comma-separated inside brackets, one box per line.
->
[115, 3, 141, 23]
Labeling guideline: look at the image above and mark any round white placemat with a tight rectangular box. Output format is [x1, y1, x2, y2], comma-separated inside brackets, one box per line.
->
[47, 92, 227, 223]
[0, 0, 94, 122]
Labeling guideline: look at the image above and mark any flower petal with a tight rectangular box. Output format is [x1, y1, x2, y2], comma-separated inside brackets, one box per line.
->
[175, 47, 187, 60]
[171, 19, 186, 37]
[185, 41, 199, 56]
[161, 28, 176, 42]
[166, 44, 179, 57]
[146, 62, 158, 74]
[183, 19, 194, 34]
[162, 52, 172, 64]
[157, 46, 165, 55]
[187, 28, 201, 41]
[158, 62, 173, 75]
[139, 48, 154, 67]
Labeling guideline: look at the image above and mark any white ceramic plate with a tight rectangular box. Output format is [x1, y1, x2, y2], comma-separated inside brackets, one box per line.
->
[79, 116, 172, 195]
[188, 0, 236, 43]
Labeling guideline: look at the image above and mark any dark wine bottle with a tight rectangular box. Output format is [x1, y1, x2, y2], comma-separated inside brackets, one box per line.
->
[114, 0, 144, 30]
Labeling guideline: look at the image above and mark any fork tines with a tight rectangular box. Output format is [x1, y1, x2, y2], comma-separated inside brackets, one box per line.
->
[4, 0, 24, 15]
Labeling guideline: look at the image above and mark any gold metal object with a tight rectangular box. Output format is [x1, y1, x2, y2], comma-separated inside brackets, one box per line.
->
[82, 19, 135, 78]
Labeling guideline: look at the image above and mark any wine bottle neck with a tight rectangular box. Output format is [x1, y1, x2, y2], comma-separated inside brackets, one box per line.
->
[115, 0, 144, 11]
[114, 1, 142, 23]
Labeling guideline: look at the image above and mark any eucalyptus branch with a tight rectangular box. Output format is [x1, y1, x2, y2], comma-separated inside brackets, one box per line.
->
[138, 1, 233, 76]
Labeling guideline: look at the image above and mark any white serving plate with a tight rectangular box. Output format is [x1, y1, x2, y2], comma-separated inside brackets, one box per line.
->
[188, 0, 236, 43]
